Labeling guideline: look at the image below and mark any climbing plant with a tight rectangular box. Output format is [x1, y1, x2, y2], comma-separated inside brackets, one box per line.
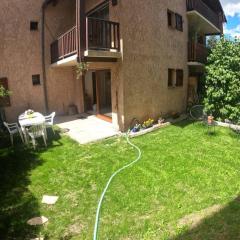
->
[204, 37, 240, 123]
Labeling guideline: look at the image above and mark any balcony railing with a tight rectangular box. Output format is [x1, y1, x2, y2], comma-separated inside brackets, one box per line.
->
[187, 0, 220, 30]
[50, 18, 120, 63]
[51, 26, 77, 64]
[188, 42, 208, 63]
[86, 17, 120, 51]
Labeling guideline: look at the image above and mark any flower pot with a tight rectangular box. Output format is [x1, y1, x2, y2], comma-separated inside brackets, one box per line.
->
[132, 127, 140, 133]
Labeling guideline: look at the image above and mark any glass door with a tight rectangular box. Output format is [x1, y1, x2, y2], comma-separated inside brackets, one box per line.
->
[96, 70, 112, 121]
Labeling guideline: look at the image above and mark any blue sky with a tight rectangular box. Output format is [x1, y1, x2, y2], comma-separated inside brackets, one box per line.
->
[220, 0, 240, 37]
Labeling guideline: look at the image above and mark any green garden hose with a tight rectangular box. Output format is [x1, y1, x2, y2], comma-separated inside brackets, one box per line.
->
[93, 131, 142, 240]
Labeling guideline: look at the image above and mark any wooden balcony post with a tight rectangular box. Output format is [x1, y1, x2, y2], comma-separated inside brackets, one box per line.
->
[76, 0, 86, 62]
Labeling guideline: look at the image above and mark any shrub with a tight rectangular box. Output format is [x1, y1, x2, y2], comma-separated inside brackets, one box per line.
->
[204, 37, 240, 123]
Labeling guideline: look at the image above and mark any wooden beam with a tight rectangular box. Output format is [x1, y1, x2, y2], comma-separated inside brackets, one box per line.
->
[76, 0, 86, 62]
[84, 57, 118, 62]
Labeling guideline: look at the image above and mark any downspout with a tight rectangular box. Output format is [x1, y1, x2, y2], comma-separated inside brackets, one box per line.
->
[41, 1, 49, 114]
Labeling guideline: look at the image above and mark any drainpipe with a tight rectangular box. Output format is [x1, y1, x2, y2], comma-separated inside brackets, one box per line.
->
[41, 1, 50, 114]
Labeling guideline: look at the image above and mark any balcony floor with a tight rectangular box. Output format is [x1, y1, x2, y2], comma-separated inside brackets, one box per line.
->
[51, 54, 78, 68]
[187, 11, 221, 34]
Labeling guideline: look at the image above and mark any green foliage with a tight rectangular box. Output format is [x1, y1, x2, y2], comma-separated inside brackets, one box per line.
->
[204, 37, 240, 123]
[206, 35, 220, 50]
[76, 61, 89, 79]
[0, 85, 10, 98]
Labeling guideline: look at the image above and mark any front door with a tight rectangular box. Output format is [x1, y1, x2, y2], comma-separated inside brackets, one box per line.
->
[96, 70, 112, 122]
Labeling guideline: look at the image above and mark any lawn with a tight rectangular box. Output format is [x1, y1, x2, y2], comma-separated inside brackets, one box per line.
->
[0, 121, 240, 240]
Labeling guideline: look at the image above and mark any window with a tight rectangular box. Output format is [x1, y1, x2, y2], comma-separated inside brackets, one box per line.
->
[168, 69, 174, 87]
[32, 75, 41, 85]
[0, 78, 10, 107]
[175, 14, 183, 31]
[167, 10, 183, 31]
[167, 10, 175, 28]
[176, 69, 184, 87]
[30, 21, 38, 31]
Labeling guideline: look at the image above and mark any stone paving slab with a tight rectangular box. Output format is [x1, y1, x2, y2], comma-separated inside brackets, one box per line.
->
[56, 115, 119, 144]
[42, 195, 59, 205]
[27, 216, 48, 226]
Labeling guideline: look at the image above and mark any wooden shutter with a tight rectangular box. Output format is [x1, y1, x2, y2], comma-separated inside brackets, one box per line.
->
[168, 69, 174, 87]
[176, 70, 184, 87]
[175, 14, 183, 31]
[167, 10, 175, 28]
[0, 78, 11, 107]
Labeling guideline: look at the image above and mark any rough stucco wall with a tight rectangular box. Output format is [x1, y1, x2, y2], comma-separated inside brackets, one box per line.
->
[86, 0, 189, 130]
[44, 0, 81, 115]
[0, 0, 45, 121]
[1, 0, 189, 131]
[112, 0, 189, 129]
[0, 0, 78, 120]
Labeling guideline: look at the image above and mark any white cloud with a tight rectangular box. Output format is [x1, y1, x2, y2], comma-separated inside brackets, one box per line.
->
[220, 0, 240, 17]
[224, 24, 240, 38]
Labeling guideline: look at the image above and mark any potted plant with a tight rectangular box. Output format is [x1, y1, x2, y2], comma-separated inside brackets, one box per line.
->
[76, 61, 89, 79]
[0, 85, 11, 128]
[158, 113, 165, 125]
[142, 118, 154, 129]
[171, 112, 180, 119]
[132, 123, 141, 133]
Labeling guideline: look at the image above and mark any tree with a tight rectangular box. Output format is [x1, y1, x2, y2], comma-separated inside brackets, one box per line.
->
[204, 37, 240, 124]
[206, 35, 219, 50]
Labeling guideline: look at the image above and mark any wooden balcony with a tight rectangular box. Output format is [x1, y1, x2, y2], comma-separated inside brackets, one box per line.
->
[50, 18, 120, 64]
[187, 0, 221, 32]
[188, 42, 208, 64]
[86, 17, 120, 51]
[50, 26, 77, 64]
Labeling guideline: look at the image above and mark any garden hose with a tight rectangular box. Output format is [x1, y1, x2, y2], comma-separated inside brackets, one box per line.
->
[93, 130, 142, 240]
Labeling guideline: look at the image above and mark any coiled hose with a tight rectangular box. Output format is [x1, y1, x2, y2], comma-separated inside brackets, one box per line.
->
[93, 130, 142, 240]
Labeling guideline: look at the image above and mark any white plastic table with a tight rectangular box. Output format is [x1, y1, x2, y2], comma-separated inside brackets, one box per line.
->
[18, 112, 45, 144]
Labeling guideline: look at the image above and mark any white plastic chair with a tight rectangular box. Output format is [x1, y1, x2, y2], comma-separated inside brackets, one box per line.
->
[3, 122, 24, 146]
[44, 112, 56, 136]
[26, 124, 47, 150]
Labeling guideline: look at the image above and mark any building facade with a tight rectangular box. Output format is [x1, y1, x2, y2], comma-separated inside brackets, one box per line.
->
[0, 0, 225, 131]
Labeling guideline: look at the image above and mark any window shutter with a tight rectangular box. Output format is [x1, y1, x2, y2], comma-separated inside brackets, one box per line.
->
[0, 78, 11, 107]
[168, 69, 174, 87]
[175, 14, 183, 31]
[176, 70, 184, 87]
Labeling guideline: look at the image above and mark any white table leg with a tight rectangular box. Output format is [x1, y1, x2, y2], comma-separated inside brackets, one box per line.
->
[22, 126, 29, 145]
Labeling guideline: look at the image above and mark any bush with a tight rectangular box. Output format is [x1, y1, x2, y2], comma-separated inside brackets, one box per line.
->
[204, 37, 240, 124]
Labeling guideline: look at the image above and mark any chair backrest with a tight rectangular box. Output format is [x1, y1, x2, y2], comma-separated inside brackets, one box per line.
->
[3, 122, 19, 134]
[28, 124, 45, 138]
[45, 112, 56, 125]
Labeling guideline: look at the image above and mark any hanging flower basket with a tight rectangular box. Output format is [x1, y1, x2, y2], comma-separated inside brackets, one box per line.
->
[76, 62, 89, 79]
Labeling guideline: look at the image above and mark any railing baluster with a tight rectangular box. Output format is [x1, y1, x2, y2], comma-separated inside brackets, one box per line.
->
[113, 24, 116, 49]
[50, 26, 77, 63]
[85, 17, 120, 51]
[51, 17, 121, 63]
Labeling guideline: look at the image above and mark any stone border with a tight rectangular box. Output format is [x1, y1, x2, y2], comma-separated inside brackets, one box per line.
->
[129, 114, 188, 138]
[215, 121, 240, 131]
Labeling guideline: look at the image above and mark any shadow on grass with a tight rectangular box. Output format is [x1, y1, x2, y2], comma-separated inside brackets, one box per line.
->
[0, 129, 62, 239]
[171, 118, 195, 128]
[170, 196, 240, 240]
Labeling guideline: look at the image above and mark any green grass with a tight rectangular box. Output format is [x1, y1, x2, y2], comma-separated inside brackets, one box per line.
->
[0, 121, 240, 239]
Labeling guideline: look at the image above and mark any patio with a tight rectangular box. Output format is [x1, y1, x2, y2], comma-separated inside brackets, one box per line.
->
[55, 114, 120, 144]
